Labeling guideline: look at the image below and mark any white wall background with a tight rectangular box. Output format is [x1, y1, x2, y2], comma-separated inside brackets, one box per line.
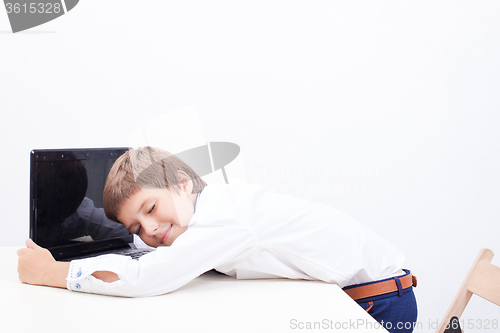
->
[1, 1, 500, 331]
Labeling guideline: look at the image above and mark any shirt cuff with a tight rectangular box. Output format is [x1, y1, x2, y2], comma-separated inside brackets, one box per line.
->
[66, 254, 132, 293]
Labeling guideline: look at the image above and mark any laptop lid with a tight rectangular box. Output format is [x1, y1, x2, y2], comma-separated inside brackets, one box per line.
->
[30, 147, 134, 261]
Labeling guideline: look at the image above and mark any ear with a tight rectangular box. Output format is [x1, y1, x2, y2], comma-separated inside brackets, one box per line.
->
[177, 170, 193, 195]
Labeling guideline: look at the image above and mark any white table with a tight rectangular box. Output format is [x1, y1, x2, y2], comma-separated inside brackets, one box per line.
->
[1, 247, 387, 332]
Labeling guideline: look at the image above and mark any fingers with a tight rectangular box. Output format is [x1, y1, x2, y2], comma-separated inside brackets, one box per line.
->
[18, 239, 43, 257]
[25, 238, 42, 250]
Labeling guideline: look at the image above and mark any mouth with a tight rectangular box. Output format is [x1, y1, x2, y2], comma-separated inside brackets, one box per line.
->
[160, 224, 173, 245]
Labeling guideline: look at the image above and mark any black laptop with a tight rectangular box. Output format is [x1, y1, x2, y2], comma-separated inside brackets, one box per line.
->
[30, 147, 153, 261]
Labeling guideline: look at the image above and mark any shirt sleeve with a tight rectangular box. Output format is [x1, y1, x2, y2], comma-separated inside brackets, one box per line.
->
[66, 217, 256, 297]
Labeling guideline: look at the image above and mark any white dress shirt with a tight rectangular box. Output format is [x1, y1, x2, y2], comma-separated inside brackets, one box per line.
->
[67, 182, 405, 297]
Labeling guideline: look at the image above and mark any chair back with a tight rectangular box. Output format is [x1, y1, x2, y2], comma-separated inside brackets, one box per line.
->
[436, 248, 500, 333]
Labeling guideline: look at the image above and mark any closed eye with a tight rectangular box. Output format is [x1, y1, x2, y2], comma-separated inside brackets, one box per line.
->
[148, 204, 156, 214]
[134, 225, 142, 235]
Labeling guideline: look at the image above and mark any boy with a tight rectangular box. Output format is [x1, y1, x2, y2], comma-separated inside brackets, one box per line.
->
[18, 146, 417, 332]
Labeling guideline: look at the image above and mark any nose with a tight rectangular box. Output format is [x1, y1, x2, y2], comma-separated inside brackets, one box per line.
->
[141, 218, 159, 237]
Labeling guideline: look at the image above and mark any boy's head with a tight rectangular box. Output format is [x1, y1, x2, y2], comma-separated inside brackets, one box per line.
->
[103, 146, 207, 247]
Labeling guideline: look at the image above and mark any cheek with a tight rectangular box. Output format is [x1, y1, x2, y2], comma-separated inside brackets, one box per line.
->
[170, 195, 190, 217]
[166, 227, 188, 246]
[173, 202, 193, 226]
[140, 235, 157, 247]
[175, 226, 188, 239]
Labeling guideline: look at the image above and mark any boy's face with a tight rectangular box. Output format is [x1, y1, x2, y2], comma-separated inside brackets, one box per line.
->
[117, 184, 197, 247]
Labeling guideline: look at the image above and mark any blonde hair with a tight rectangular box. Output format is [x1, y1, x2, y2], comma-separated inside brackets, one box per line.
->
[103, 146, 206, 223]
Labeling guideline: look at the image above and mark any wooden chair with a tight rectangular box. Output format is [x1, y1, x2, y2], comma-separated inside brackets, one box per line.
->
[436, 248, 500, 333]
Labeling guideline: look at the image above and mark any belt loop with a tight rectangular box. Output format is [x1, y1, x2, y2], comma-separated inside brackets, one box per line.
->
[393, 276, 403, 297]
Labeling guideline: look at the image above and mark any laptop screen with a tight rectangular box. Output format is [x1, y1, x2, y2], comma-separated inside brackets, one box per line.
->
[30, 148, 133, 259]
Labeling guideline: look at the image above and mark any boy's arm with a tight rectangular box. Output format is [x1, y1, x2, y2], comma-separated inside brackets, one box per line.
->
[17, 239, 119, 288]
[66, 220, 256, 297]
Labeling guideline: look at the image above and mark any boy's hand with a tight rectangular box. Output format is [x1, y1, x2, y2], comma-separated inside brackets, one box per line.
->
[17, 239, 69, 289]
